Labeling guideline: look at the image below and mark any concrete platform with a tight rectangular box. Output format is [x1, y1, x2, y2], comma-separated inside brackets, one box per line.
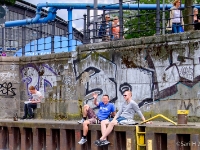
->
[0, 119, 199, 150]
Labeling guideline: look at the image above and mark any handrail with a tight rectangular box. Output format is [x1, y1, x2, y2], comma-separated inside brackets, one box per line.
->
[140, 114, 177, 125]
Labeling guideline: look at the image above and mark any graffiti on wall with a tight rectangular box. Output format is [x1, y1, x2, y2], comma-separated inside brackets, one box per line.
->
[72, 42, 200, 110]
[21, 64, 57, 98]
[0, 72, 18, 82]
[0, 82, 16, 97]
[73, 52, 118, 105]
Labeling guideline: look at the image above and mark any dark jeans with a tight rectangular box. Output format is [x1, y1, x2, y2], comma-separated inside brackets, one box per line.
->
[24, 103, 37, 117]
[172, 23, 182, 33]
[108, 116, 126, 123]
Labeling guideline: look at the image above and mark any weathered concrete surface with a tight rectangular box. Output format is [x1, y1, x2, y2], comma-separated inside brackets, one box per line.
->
[76, 30, 200, 121]
[0, 119, 199, 150]
[2, 30, 200, 121]
[0, 57, 20, 118]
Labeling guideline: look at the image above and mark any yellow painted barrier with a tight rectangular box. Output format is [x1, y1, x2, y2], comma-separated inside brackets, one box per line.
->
[136, 114, 177, 150]
[140, 114, 177, 125]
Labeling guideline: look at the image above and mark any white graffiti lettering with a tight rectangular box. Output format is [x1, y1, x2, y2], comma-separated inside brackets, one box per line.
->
[0, 72, 18, 82]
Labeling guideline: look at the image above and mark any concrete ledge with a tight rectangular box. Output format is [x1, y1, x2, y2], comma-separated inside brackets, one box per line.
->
[77, 30, 200, 52]
[19, 52, 73, 63]
[0, 56, 19, 62]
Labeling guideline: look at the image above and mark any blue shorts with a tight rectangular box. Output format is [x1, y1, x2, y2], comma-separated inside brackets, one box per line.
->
[109, 116, 126, 123]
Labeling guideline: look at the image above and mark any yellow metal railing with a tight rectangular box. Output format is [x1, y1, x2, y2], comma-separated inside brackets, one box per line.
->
[140, 114, 177, 125]
[136, 114, 177, 150]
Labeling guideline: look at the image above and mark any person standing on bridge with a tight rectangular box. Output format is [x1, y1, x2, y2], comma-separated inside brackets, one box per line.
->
[94, 90, 150, 146]
[193, 8, 200, 30]
[21, 86, 43, 119]
[78, 92, 116, 145]
[169, 0, 184, 33]
[112, 16, 120, 40]
[98, 15, 112, 41]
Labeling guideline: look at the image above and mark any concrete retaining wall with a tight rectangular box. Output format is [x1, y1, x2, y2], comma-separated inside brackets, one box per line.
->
[0, 57, 20, 118]
[2, 30, 200, 120]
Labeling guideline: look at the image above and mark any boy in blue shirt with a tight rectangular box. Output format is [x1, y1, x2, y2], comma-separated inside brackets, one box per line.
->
[78, 92, 115, 145]
[95, 90, 150, 146]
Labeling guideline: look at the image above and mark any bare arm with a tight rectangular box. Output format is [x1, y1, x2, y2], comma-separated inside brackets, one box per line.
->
[31, 96, 42, 103]
[93, 92, 99, 106]
[31, 92, 43, 103]
[111, 111, 116, 117]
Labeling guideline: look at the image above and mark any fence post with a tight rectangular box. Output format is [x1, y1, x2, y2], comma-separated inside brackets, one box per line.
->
[156, 0, 160, 35]
[67, 8, 73, 52]
[119, 0, 124, 39]
[93, 0, 98, 43]
[162, 0, 165, 35]
[51, 21, 55, 54]
[83, 14, 87, 44]
[86, 6, 90, 44]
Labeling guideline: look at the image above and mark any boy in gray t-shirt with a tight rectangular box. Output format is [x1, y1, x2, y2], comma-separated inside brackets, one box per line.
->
[21, 86, 43, 119]
[95, 90, 149, 146]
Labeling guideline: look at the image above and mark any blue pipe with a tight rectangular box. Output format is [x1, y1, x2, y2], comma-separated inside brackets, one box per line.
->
[36, 3, 176, 10]
[68, 8, 73, 52]
[6, 3, 197, 28]
[37, 7, 57, 23]
[31, 7, 42, 23]
[5, 7, 57, 27]
[36, 3, 200, 10]
[7, 3, 200, 28]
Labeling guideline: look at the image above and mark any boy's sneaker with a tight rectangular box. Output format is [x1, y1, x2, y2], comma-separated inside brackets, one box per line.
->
[95, 139, 110, 146]
[78, 118, 84, 124]
[20, 116, 27, 120]
[27, 116, 33, 119]
[94, 139, 101, 146]
[78, 137, 87, 145]
[103, 140, 110, 145]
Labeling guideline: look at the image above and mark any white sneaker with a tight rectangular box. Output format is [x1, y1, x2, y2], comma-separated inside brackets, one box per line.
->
[103, 140, 110, 145]
[78, 118, 84, 124]
[78, 137, 87, 145]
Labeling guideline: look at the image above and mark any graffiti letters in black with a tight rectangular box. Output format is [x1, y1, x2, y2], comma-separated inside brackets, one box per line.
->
[119, 82, 132, 95]
[0, 82, 16, 96]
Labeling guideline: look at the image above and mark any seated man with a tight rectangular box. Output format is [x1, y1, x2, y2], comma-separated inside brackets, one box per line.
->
[21, 86, 43, 119]
[78, 92, 115, 145]
[95, 90, 150, 146]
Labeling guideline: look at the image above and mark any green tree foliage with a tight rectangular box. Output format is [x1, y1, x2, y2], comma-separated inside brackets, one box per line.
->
[123, 0, 189, 39]
[124, 9, 156, 38]
[0, 0, 17, 5]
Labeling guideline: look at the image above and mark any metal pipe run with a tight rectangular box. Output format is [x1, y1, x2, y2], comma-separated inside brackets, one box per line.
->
[5, 3, 182, 28]
[5, 3, 200, 28]
[5, 7, 57, 27]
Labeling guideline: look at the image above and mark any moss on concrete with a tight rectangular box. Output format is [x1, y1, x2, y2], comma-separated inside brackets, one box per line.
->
[78, 99, 83, 117]
[91, 51, 100, 61]
[67, 113, 82, 120]
[134, 110, 176, 122]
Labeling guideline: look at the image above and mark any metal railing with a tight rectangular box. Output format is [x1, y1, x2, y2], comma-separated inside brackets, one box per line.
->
[0, 0, 199, 56]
